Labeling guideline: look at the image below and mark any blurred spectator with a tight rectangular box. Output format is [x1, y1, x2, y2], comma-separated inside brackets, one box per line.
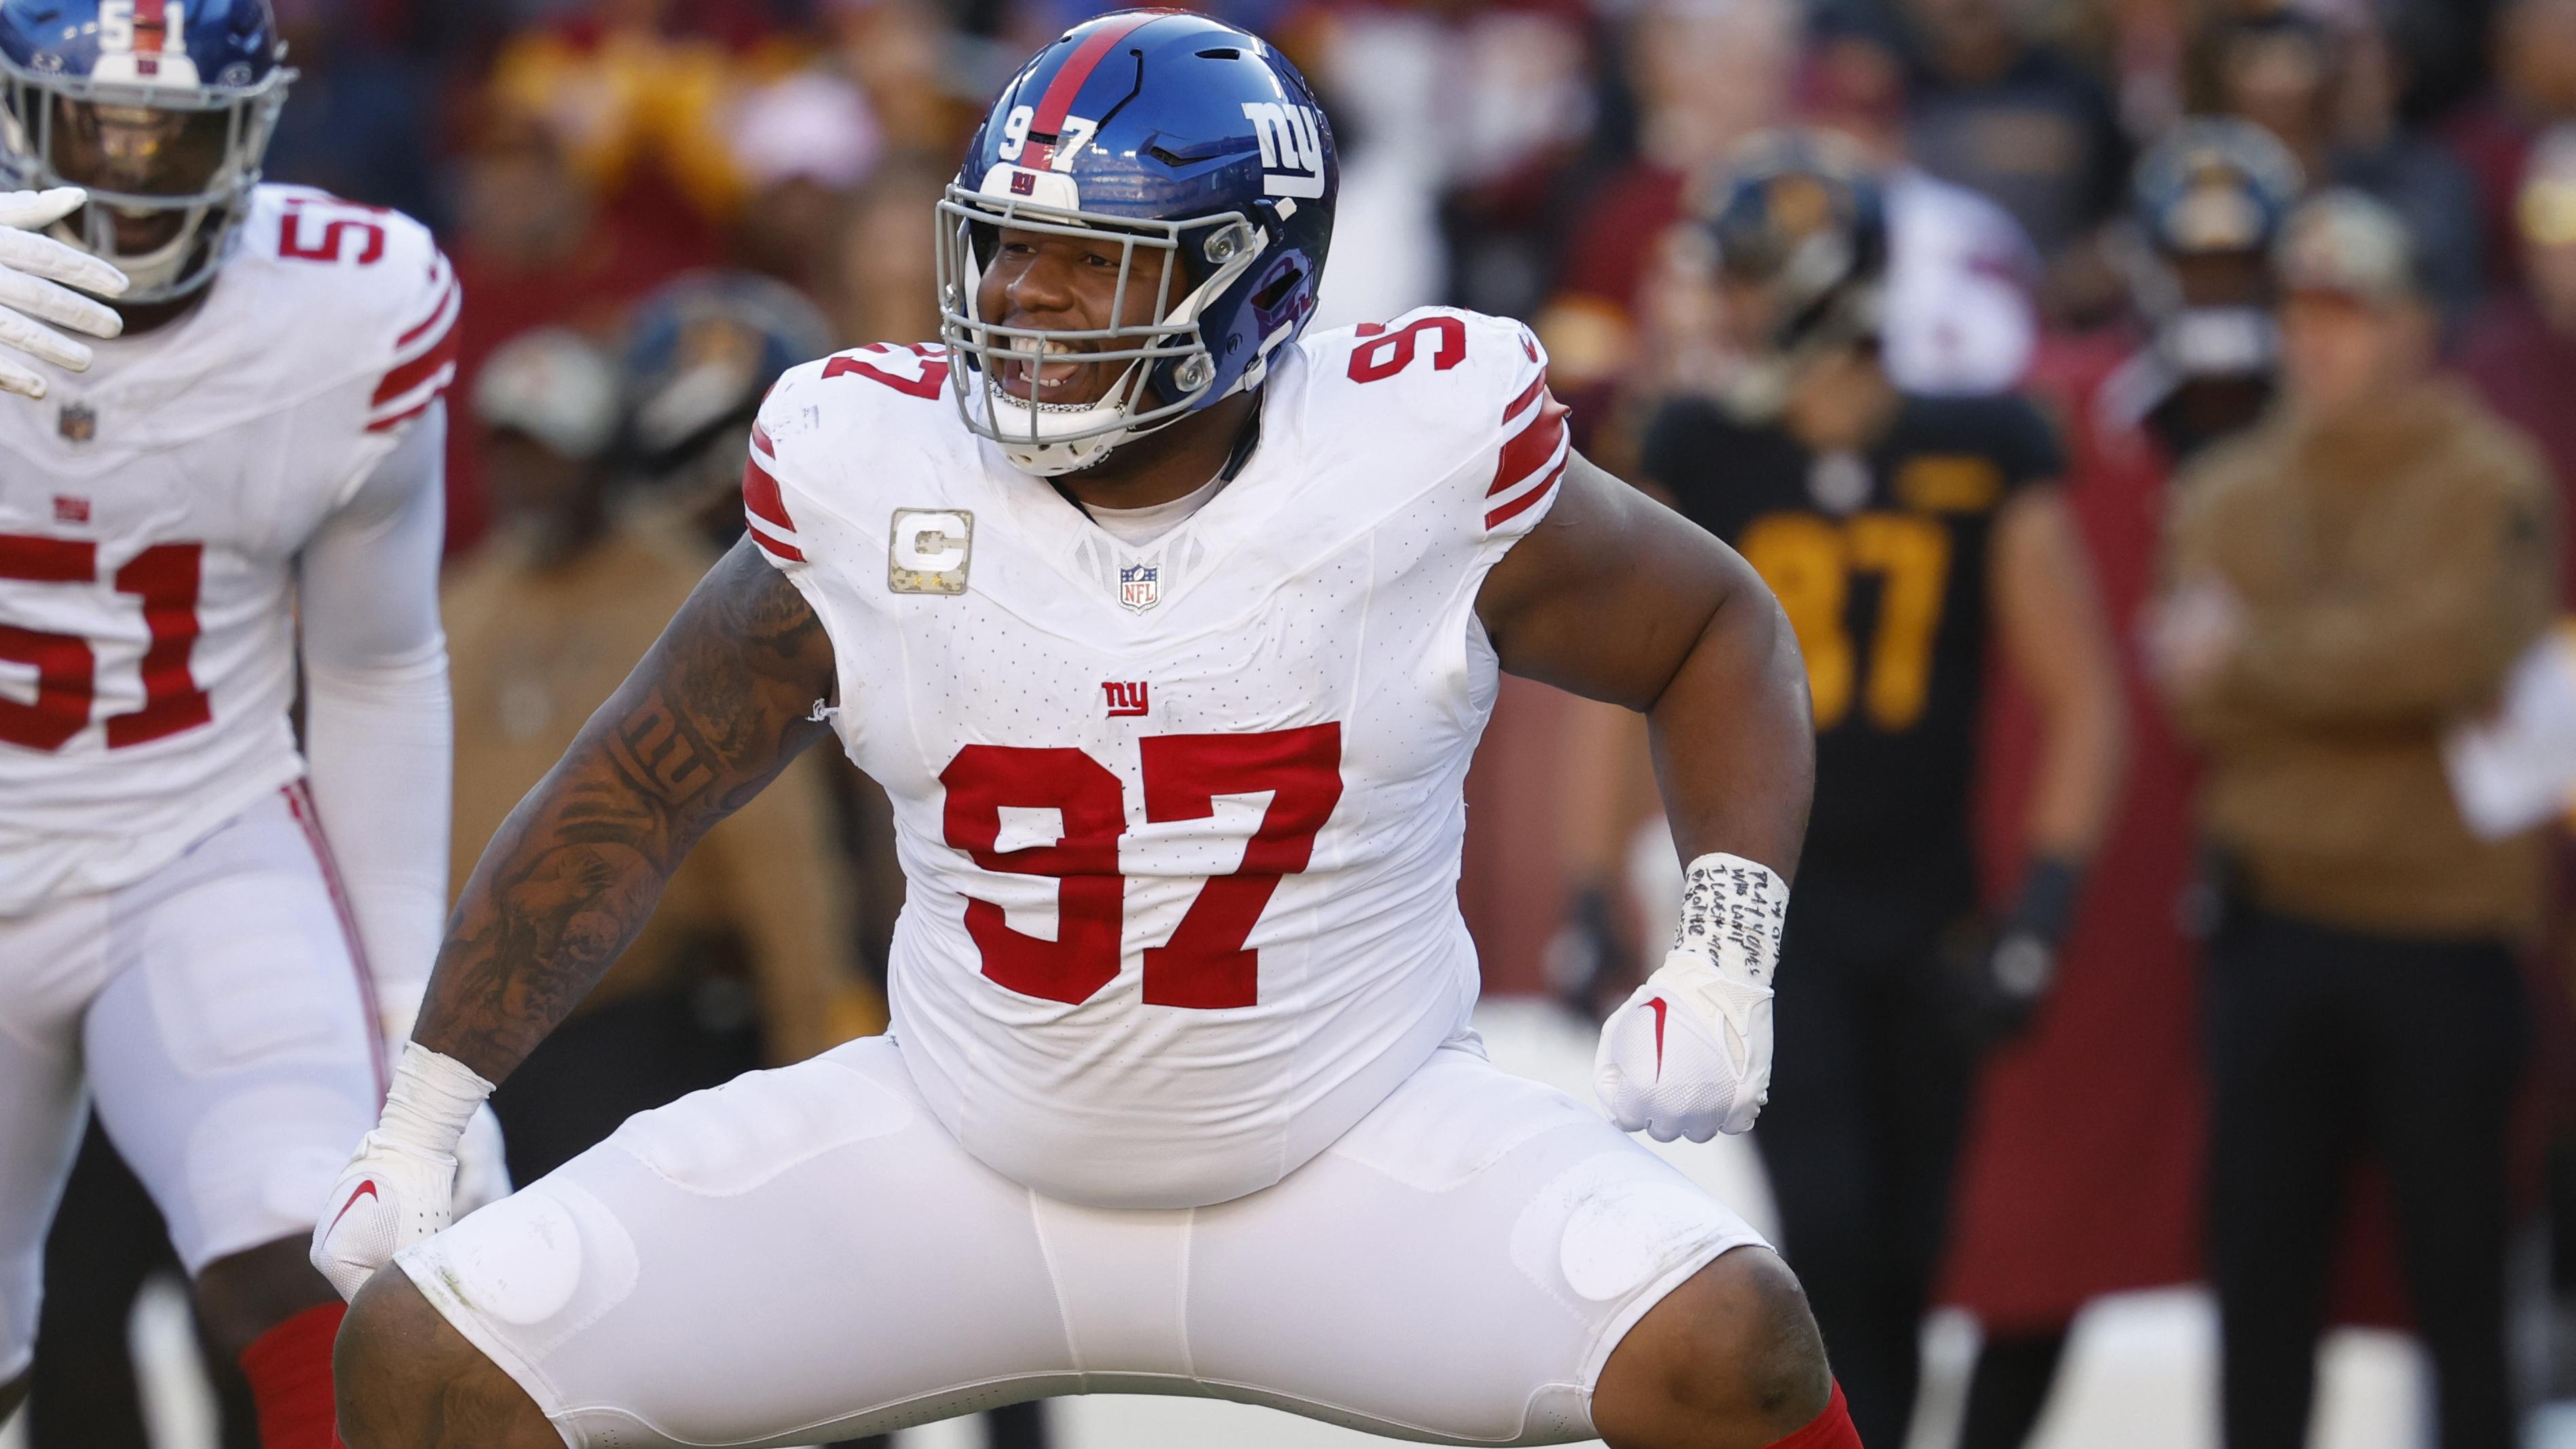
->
[619, 271, 838, 543]
[2210, 7, 2484, 324]
[1637, 134, 2125, 1448]
[1318, 0, 1599, 322]
[1802, 25, 2041, 395]
[728, 67, 885, 291]
[1548, 7, 2041, 458]
[483, 0, 781, 227]
[2459, 122, 2576, 599]
[446, 325, 882, 1182]
[443, 111, 722, 553]
[1939, 117, 2305, 1449]
[2099, 117, 2304, 460]
[2444, 0, 2576, 295]
[1543, 0, 1799, 396]
[820, 157, 952, 347]
[824, 0, 978, 161]
[2150, 189, 2558, 1449]
[1897, 0, 2129, 270]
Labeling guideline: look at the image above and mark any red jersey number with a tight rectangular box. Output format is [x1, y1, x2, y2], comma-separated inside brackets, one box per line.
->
[1347, 316, 1466, 383]
[0, 535, 210, 751]
[939, 724, 1345, 1010]
[823, 344, 952, 400]
[278, 202, 388, 266]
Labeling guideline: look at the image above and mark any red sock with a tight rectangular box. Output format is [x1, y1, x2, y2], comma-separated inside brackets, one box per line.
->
[1764, 1380, 1862, 1448]
[238, 1300, 347, 1449]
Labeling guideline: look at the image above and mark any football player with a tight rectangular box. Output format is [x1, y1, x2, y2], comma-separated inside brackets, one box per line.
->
[1638, 132, 2125, 1447]
[316, 14, 1854, 1449]
[0, 3, 493, 1446]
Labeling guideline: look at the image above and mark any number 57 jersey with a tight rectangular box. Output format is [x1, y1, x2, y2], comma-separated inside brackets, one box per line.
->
[751, 308, 1570, 1210]
[0, 186, 457, 910]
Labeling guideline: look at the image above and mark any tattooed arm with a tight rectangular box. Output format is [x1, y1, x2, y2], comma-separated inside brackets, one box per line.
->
[417, 538, 838, 1084]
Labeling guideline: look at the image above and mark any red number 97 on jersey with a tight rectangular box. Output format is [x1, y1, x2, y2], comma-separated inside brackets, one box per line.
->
[940, 724, 1344, 1010]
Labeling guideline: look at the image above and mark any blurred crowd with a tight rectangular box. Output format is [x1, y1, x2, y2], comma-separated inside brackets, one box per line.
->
[35, 0, 2576, 1446]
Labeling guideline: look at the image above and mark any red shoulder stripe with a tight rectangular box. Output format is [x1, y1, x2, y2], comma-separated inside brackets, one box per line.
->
[366, 393, 444, 435]
[396, 263, 458, 350]
[1485, 458, 1566, 531]
[1489, 393, 1569, 497]
[749, 527, 805, 563]
[371, 318, 460, 411]
[1500, 371, 1547, 425]
[743, 456, 796, 533]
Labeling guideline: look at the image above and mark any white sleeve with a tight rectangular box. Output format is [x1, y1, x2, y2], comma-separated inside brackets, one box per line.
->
[296, 401, 451, 1040]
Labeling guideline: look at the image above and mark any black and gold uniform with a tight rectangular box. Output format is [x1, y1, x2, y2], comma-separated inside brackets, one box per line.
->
[1645, 390, 2058, 910]
[1641, 386, 2061, 1446]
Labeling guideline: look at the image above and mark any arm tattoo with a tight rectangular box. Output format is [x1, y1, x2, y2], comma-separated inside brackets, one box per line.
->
[417, 540, 837, 1081]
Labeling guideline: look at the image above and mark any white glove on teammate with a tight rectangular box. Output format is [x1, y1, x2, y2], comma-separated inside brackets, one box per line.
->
[310, 1042, 497, 1301]
[0, 188, 126, 398]
[1594, 853, 1789, 1143]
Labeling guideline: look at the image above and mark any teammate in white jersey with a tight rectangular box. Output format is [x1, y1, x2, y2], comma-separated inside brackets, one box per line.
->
[320, 13, 1858, 1449]
[0, 2, 493, 1445]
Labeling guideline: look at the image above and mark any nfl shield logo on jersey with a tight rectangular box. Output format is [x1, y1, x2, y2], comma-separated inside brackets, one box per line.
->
[1118, 563, 1160, 612]
[57, 403, 95, 443]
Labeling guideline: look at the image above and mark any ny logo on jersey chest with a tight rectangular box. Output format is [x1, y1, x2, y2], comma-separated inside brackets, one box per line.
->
[1102, 680, 1149, 718]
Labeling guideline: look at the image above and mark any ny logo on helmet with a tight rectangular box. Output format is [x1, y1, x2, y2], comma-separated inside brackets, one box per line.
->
[1241, 103, 1326, 200]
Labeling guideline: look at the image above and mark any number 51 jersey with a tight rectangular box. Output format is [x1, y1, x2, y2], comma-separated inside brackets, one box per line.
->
[0, 186, 458, 911]
[751, 308, 1569, 1210]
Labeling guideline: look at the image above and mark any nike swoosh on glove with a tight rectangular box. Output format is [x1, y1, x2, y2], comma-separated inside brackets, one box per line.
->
[310, 1042, 495, 1301]
[0, 188, 126, 399]
[310, 1127, 463, 1302]
[1594, 852, 1789, 1143]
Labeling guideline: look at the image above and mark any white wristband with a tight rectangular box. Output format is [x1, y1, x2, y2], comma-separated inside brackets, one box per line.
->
[1670, 852, 1790, 988]
[377, 1040, 494, 1160]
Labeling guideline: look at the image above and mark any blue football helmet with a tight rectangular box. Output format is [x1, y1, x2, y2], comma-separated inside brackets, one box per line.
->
[938, 9, 1337, 475]
[0, 0, 293, 302]
[2122, 118, 2306, 384]
[1700, 128, 1888, 421]
[2131, 117, 2304, 261]
[619, 270, 836, 539]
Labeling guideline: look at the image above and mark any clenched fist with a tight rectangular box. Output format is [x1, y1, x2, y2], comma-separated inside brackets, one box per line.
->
[1594, 853, 1789, 1143]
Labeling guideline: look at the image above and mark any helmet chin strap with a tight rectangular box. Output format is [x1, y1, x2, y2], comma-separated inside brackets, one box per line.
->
[987, 358, 1152, 477]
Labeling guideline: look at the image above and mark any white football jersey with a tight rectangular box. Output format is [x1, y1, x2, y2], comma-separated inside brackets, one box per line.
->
[0, 185, 458, 912]
[751, 308, 1569, 1209]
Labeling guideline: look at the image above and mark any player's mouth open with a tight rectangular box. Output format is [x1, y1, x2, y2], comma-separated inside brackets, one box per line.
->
[1002, 336, 1093, 401]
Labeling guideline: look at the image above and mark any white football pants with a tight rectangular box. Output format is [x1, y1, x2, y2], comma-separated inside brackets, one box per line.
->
[0, 786, 384, 1380]
[398, 1033, 1768, 1447]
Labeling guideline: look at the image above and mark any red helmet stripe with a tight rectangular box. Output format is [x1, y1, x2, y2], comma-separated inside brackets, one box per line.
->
[135, 0, 167, 51]
[1029, 11, 1169, 140]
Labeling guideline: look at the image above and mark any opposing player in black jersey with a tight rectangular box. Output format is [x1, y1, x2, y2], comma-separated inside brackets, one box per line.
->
[1637, 133, 2126, 1448]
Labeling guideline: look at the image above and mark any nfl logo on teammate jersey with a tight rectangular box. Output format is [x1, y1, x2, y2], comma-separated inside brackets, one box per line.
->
[57, 403, 95, 443]
[1118, 563, 1160, 612]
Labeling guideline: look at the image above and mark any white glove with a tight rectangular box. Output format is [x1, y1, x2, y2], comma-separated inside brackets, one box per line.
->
[311, 1042, 496, 1301]
[1594, 853, 1789, 1143]
[0, 188, 126, 398]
